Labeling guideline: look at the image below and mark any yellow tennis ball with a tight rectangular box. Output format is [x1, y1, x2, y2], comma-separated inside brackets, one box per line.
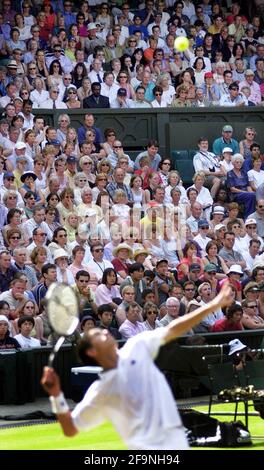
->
[174, 36, 189, 52]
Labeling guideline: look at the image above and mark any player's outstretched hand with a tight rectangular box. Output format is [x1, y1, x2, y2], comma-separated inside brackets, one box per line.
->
[41, 366, 61, 397]
[217, 283, 233, 309]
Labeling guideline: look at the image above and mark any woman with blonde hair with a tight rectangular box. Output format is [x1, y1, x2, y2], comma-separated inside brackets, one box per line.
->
[171, 84, 192, 107]
[63, 212, 80, 242]
[189, 171, 213, 219]
[77, 77, 92, 103]
[97, 159, 113, 182]
[64, 127, 80, 158]
[56, 187, 76, 224]
[79, 156, 96, 185]
[30, 246, 48, 281]
[73, 172, 90, 205]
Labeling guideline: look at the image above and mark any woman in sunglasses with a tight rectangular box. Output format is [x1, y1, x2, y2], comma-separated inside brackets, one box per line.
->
[143, 301, 161, 330]
[66, 86, 81, 109]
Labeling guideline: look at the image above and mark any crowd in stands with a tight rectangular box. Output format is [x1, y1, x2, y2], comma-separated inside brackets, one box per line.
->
[0, 1, 264, 351]
[0, 1, 264, 108]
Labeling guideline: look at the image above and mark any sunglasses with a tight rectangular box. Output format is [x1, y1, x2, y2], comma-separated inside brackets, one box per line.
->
[68, 91, 77, 94]
[10, 236, 20, 240]
[185, 288, 195, 291]
[58, 234, 67, 237]
[201, 226, 209, 229]
[147, 311, 157, 315]
[29, 67, 36, 70]
[155, 93, 162, 96]
[101, 163, 109, 166]
[79, 179, 87, 182]
[8, 196, 17, 199]
[258, 205, 264, 209]
[78, 279, 89, 283]
[114, 145, 122, 148]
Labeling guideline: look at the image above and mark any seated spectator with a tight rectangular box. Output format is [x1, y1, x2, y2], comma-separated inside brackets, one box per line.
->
[226, 153, 256, 218]
[119, 301, 146, 340]
[193, 137, 225, 198]
[0, 315, 21, 350]
[14, 315, 41, 349]
[210, 302, 244, 332]
[242, 299, 264, 329]
[97, 304, 122, 340]
[171, 84, 192, 107]
[142, 301, 161, 330]
[95, 268, 121, 309]
[203, 240, 229, 279]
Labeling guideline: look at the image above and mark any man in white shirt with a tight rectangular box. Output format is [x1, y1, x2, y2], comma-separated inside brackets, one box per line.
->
[110, 87, 135, 108]
[41, 283, 232, 450]
[41, 87, 67, 109]
[87, 242, 113, 282]
[100, 72, 119, 102]
[23, 205, 50, 242]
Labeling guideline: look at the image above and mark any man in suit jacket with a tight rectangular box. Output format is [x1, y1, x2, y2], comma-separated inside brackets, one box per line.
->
[83, 83, 110, 109]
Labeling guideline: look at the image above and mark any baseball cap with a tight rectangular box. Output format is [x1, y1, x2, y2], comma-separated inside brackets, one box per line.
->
[245, 69, 254, 76]
[245, 218, 257, 226]
[156, 259, 168, 266]
[50, 139, 60, 146]
[212, 205, 225, 215]
[7, 60, 18, 69]
[68, 35, 77, 41]
[3, 171, 14, 179]
[87, 22, 97, 31]
[204, 263, 217, 273]
[66, 156, 77, 164]
[222, 125, 233, 132]
[198, 219, 209, 228]
[85, 208, 97, 217]
[117, 88, 127, 97]
[228, 264, 243, 276]
[189, 263, 201, 272]
[228, 339, 247, 356]
[222, 147, 233, 154]
[214, 223, 226, 231]
[204, 72, 213, 78]
[0, 315, 10, 329]
[14, 142, 27, 150]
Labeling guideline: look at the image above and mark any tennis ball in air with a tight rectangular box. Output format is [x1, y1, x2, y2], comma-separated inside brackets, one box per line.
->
[174, 36, 189, 52]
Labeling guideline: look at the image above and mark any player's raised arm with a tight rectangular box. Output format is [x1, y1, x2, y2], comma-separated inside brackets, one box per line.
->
[164, 283, 232, 344]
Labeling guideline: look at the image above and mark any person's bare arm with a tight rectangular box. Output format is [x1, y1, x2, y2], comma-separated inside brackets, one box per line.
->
[41, 367, 78, 437]
[164, 283, 232, 344]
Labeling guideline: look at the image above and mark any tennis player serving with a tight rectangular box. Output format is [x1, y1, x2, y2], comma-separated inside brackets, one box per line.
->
[41, 283, 232, 450]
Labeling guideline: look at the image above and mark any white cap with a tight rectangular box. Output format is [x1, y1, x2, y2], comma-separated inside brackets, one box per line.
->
[87, 22, 97, 31]
[213, 205, 225, 215]
[85, 209, 97, 217]
[228, 339, 247, 355]
[53, 248, 69, 261]
[214, 223, 226, 232]
[222, 147, 233, 154]
[228, 264, 243, 275]
[245, 218, 257, 226]
[0, 315, 10, 329]
[15, 142, 27, 150]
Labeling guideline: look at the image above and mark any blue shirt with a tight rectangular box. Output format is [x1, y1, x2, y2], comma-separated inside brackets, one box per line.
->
[226, 169, 249, 191]
[77, 125, 103, 145]
[212, 137, 239, 157]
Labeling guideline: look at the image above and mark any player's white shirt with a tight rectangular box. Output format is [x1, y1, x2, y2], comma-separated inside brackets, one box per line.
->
[71, 328, 188, 450]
